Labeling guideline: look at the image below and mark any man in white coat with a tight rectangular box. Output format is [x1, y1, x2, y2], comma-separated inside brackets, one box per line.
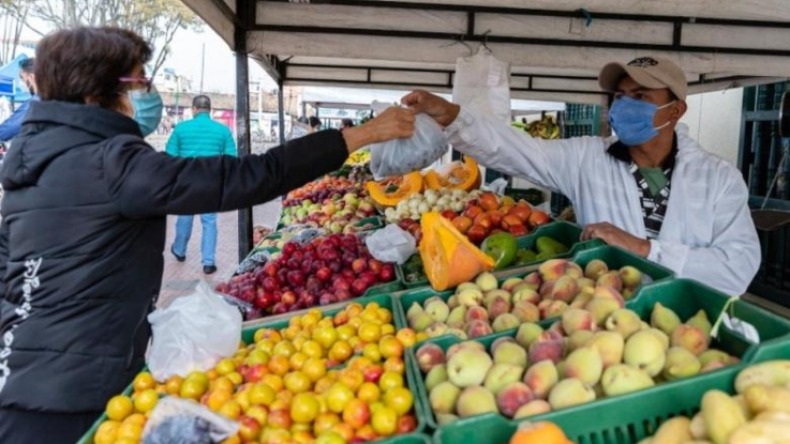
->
[402, 56, 760, 296]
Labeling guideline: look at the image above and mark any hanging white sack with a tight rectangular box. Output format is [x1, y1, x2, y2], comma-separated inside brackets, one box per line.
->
[452, 48, 512, 123]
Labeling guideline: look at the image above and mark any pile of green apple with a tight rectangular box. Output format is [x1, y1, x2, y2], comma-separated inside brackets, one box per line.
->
[414, 300, 738, 424]
[279, 191, 378, 233]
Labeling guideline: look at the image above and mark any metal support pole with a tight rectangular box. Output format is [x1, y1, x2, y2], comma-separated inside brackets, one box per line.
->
[278, 80, 286, 144]
[235, 22, 253, 261]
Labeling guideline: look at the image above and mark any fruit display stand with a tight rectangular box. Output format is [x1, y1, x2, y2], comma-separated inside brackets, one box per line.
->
[77, 385, 135, 444]
[78, 293, 430, 444]
[414, 278, 790, 441]
[433, 336, 790, 444]
[396, 245, 675, 333]
[397, 221, 605, 290]
[241, 293, 407, 340]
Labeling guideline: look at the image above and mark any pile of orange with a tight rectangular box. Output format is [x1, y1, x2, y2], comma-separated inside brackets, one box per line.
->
[93, 302, 420, 444]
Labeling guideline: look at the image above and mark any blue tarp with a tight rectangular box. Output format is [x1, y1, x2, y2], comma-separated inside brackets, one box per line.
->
[0, 54, 32, 102]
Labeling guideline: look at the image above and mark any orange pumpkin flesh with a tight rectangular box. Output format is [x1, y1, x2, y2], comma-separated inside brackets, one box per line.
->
[365, 171, 424, 207]
[419, 212, 495, 291]
[424, 156, 481, 191]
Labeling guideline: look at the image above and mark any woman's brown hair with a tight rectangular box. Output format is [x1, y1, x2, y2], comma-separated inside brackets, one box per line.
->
[34, 27, 152, 108]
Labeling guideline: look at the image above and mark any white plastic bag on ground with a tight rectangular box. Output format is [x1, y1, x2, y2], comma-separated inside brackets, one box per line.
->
[452, 48, 511, 123]
[147, 281, 242, 381]
[368, 101, 448, 179]
[365, 224, 417, 265]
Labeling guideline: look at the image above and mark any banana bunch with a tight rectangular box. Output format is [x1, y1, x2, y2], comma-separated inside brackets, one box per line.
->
[638, 359, 790, 444]
[512, 115, 561, 140]
[345, 148, 371, 165]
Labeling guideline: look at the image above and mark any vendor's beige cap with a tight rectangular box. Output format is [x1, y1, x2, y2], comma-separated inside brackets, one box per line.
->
[598, 56, 687, 101]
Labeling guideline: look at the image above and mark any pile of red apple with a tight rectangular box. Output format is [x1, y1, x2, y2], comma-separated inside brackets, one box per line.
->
[216, 233, 396, 320]
[451, 193, 551, 244]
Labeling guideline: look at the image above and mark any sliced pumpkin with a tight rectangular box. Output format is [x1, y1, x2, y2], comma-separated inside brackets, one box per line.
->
[424, 155, 481, 191]
[419, 211, 495, 291]
[365, 171, 424, 207]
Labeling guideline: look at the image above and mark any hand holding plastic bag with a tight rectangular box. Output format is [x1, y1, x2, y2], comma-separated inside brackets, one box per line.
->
[368, 101, 448, 179]
[147, 281, 242, 381]
[364, 224, 417, 265]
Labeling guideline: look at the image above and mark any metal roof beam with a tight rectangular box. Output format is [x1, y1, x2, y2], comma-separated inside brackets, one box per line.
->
[257, 0, 790, 28]
[251, 24, 790, 57]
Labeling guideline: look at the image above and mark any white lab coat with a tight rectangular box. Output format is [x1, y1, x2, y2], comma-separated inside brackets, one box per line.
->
[445, 108, 761, 296]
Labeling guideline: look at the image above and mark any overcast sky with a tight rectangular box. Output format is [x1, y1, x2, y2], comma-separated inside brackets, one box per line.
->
[6, 16, 276, 94]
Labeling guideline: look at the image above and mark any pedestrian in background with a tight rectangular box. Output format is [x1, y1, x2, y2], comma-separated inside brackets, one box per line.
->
[166, 95, 236, 274]
[340, 118, 355, 131]
[0, 58, 37, 142]
[308, 116, 322, 133]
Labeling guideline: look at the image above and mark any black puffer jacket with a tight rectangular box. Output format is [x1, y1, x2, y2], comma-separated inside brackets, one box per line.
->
[0, 101, 348, 412]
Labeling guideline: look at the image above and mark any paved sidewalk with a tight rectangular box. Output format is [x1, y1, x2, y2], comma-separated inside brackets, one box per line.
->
[158, 200, 281, 307]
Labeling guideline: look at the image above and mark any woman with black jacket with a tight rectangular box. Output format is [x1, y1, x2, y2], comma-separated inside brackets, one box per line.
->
[0, 27, 414, 442]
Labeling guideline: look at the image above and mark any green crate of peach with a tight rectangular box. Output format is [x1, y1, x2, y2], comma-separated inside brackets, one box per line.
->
[81, 295, 428, 444]
[434, 330, 790, 444]
[409, 278, 790, 433]
[397, 245, 673, 346]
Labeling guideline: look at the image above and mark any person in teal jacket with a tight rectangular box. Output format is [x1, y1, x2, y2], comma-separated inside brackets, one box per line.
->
[166, 95, 236, 274]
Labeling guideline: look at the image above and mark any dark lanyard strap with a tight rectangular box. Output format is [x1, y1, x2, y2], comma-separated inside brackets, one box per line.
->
[630, 163, 673, 238]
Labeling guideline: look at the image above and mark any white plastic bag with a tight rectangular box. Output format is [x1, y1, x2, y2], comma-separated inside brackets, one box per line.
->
[484, 178, 509, 195]
[365, 224, 417, 265]
[452, 49, 511, 123]
[368, 101, 448, 180]
[142, 397, 238, 444]
[147, 281, 242, 381]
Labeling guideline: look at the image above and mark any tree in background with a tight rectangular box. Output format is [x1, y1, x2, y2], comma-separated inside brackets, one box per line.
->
[0, 0, 202, 75]
[0, 1, 30, 64]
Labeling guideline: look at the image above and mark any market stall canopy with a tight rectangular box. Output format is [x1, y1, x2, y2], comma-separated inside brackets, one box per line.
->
[301, 87, 566, 112]
[182, 0, 790, 105]
[0, 54, 32, 101]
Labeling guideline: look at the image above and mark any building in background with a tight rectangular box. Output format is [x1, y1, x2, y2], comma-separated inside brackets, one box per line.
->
[154, 67, 193, 93]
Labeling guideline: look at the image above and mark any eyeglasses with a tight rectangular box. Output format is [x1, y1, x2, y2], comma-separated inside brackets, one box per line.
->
[119, 76, 153, 92]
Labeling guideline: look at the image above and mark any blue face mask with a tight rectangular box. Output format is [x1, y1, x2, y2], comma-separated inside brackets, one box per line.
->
[128, 88, 163, 137]
[609, 96, 675, 146]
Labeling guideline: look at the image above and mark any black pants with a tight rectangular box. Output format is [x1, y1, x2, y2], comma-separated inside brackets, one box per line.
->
[0, 407, 101, 443]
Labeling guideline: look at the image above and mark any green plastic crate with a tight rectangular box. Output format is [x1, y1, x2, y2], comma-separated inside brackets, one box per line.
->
[511, 221, 605, 267]
[396, 246, 677, 348]
[385, 433, 433, 444]
[242, 293, 406, 341]
[237, 276, 402, 325]
[78, 294, 419, 444]
[363, 278, 404, 298]
[412, 278, 790, 434]
[433, 336, 790, 444]
[77, 383, 135, 444]
[396, 221, 603, 290]
[572, 245, 674, 286]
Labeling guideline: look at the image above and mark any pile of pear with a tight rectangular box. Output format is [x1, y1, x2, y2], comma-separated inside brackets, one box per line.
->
[405, 258, 646, 342]
[413, 300, 738, 425]
[639, 359, 790, 444]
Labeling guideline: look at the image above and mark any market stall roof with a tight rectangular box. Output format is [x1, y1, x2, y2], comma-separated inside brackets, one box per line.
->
[301, 87, 566, 113]
[183, 0, 790, 105]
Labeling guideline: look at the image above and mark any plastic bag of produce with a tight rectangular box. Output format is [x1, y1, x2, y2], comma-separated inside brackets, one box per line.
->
[368, 101, 448, 180]
[452, 48, 511, 123]
[365, 224, 417, 265]
[142, 397, 238, 444]
[147, 281, 242, 381]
